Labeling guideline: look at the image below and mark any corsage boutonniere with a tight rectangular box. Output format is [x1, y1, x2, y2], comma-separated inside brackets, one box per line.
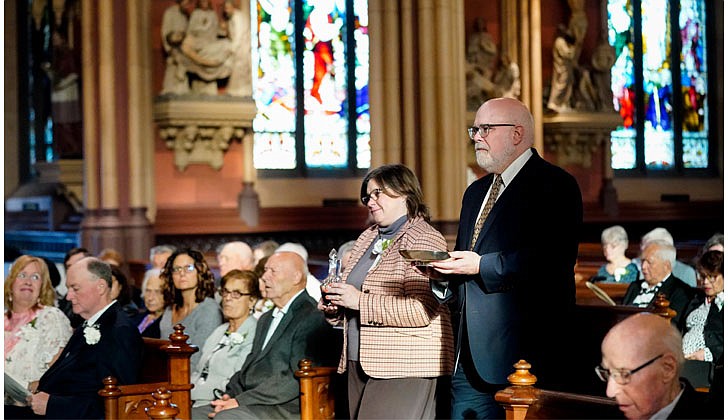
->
[84, 324, 101, 345]
[372, 238, 392, 255]
[228, 331, 247, 347]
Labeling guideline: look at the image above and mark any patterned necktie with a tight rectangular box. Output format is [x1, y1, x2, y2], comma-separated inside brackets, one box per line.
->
[470, 174, 503, 250]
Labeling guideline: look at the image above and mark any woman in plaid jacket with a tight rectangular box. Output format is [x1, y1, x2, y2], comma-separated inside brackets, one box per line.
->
[321, 164, 454, 419]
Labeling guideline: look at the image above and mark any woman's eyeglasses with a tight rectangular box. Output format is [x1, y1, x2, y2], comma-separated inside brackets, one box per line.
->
[361, 188, 385, 205]
[171, 264, 196, 275]
[220, 288, 252, 299]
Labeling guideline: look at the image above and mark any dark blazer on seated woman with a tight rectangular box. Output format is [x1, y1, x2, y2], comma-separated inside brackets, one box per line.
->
[681, 291, 724, 362]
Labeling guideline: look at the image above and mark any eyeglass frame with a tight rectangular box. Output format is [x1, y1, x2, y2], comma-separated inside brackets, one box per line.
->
[361, 188, 387, 206]
[219, 288, 253, 299]
[467, 123, 517, 140]
[16, 272, 42, 282]
[699, 273, 722, 283]
[171, 264, 196, 275]
[594, 353, 664, 385]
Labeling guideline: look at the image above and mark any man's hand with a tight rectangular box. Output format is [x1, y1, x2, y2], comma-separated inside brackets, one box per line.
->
[209, 394, 239, 418]
[29, 391, 50, 415]
[429, 251, 481, 275]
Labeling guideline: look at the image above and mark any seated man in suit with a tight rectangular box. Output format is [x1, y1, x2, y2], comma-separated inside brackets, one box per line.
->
[623, 240, 693, 324]
[632, 227, 698, 287]
[192, 251, 335, 419]
[597, 312, 712, 419]
[7, 257, 143, 419]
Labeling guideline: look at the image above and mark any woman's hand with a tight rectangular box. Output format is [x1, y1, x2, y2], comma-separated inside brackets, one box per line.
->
[685, 349, 706, 361]
[324, 283, 361, 311]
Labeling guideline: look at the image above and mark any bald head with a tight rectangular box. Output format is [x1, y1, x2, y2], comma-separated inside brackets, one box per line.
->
[473, 98, 535, 173]
[261, 251, 307, 308]
[218, 241, 255, 276]
[601, 313, 683, 419]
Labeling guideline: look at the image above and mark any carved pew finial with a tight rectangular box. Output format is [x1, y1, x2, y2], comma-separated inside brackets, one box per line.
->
[507, 360, 538, 386]
[145, 387, 180, 420]
[650, 293, 677, 321]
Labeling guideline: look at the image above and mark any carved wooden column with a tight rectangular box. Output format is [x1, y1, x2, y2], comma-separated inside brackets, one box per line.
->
[79, 0, 153, 260]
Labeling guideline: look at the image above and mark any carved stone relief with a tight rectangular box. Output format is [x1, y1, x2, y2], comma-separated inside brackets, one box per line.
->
[153, 97, 256, 171]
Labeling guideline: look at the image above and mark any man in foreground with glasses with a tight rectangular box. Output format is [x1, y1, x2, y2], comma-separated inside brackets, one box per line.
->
[429, 97, 583, 418]
[599, 312, 711, 419]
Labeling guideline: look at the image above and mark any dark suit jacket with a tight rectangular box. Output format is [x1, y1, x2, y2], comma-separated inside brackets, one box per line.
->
[225, 291, 335, 416]
[435, 149, 583, 385]
[623, 274, 694, 325]
[37, 302, 143, 419]
[668, 380, 711, 419]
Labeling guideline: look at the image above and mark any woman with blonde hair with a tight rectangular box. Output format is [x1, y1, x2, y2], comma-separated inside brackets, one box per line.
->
[4, 255, 72, 404]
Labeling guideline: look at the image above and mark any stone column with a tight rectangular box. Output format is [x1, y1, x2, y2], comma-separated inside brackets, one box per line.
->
[79, 0, 153, 261]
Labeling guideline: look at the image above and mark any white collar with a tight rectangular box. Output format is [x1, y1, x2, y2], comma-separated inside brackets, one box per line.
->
[498, 148, 533, 189]
[649, 384, 684, 420]
[274, 289, 305, 317]
[86, 299, 117, 326]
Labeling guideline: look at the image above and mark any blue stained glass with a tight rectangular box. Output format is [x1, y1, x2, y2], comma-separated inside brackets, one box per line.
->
[679, 0, 708, 168]
[253, 0, 297, 169]
[302, 0, 348, 168]
[253, 0, 370, 172]
[354, 0, 370, 169]
[607, 0, 637, 169]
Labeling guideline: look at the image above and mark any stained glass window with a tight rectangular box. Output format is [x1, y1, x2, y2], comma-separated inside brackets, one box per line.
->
[607, 0, 712, 172]
[252, 0, 370, 174]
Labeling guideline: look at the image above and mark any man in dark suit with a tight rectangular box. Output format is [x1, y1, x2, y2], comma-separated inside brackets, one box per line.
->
[623, 240, 693, 324]
[13, 257, 143, 419]
[193, 251, 334, 419]
[598, 312, 711, 419]
[430, 97, 583, 418]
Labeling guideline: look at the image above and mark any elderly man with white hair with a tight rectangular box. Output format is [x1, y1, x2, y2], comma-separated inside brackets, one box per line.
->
[217, 241, 255, 277]
[623, 240, 693, 324]
[632, 227, 698, 287]
[598, 313, 712, 419]
[275, 242, 322, 301]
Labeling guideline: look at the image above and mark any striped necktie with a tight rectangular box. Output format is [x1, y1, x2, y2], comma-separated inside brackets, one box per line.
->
[470, 174, 503, 250]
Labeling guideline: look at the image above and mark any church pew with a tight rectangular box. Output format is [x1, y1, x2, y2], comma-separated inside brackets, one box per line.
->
[296, 359, 338, 420]
[98, 324, 198, 420]
[496, 360, 622, 420]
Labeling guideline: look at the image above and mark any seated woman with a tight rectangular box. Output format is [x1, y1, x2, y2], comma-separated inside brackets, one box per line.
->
[4, 255, 72, 405]
[133, 269, 165, 338]
[159, 248, 222, 367]
[682, 250, 723, 363]
[595, 225, 638, 283]
[110, 265, 140, 317]
[190, 269, 260, 408]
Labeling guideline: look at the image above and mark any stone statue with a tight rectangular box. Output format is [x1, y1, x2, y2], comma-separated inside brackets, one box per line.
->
[567, 0, 588, 59]
[590, 34, 617, 111]
[161, 0, 193, 95]
[161, 0, 253, 97]
[546, 25, 577, 113]
[222, 0, 252, 97]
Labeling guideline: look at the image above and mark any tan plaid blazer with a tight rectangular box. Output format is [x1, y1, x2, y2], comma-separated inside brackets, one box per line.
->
[337, 217, 455, 378]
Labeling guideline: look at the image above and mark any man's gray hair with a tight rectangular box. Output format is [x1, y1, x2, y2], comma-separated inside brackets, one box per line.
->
[87, 258, 113, 288]
[642, 227, 674, 247]
[646, 239, 677, 268]
[662, 321, 686, 373]
[149, 244, 176, 261]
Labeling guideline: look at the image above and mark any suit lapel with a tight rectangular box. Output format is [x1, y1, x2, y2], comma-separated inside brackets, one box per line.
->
[256, 294, 306, 358]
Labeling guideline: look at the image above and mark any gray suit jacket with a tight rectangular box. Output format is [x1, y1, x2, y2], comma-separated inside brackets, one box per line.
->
[224, 291, 335, 416]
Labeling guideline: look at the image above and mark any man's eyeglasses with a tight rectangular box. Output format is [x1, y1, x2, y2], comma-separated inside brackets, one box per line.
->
[171, 264, 196, 275]
[17, 272, 41, 282]
[361, 188, 385, 205]
[467, 123, 516, 140]
[220, 288, 252, 299]
[594, 354, 664, 385]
